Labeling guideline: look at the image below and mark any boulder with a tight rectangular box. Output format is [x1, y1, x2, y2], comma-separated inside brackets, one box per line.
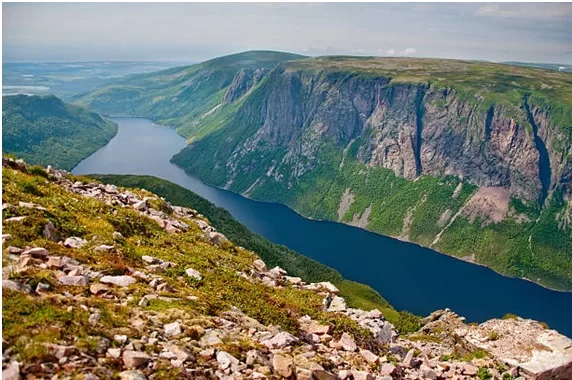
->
[119, 371, 147, 380]
[185, 268, 202, 280]
[122, 350, 150, 369]
[100, 275, 136, 287]
[381, 364, 397, 376]
[141, 255, 160, 264]
[58, 275, 89, 286]
[327, 296, 347, 312]
[2, 361, 20, 380]
[312, 369, 338, 380]
[64, 237, 88, 249]
[338, 332, 357, 352]
[272, 354, 293, 378]
[2, 280, 31, 293]
[164, 321, 182, 337]
[23, 247, 49, 259]
[216, 351, 240, 370]
[262, 331, 298, 349]
[94, 245, 114, 252]
[253, 259, 267, 272]
[352, 371, 374, 380]
[420, 364, 437, 380]
[360, 349, 379, 364]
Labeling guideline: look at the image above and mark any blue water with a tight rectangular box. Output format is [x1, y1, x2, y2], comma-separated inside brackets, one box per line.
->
[73, 117, 572, 337]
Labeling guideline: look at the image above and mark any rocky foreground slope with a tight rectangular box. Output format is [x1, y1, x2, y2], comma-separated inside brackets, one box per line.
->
[2, 157, 572, 380]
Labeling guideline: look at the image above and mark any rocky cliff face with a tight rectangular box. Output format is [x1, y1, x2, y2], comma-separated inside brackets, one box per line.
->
[205, 67, 569, 203]
[3, 157, 572, 380]
[172, 62, 572, 290]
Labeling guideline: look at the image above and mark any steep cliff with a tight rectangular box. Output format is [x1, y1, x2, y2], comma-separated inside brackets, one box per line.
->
[171, 57, 572, 290]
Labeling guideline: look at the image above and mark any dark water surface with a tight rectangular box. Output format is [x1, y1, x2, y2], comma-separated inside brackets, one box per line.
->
[74, 118, 572, 337]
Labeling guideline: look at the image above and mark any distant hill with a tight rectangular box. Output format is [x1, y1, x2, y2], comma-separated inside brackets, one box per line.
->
[76, 50, 305, 138]
[502, 61, 572, 73]
[2, 94, 117, 170]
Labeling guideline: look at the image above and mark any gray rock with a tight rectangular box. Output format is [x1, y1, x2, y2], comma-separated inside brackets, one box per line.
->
[88, 312, 101, 326]
[23, 247, 49, 259]
[216, 351, 240, 370]
[114, 334, 129, 344]
[133, 200, 147, 211]
[100, 275, 136, 287]
[141, 255, 159, 264]
[119, 370, 147, 380]
[208, 231, 227, 246]
[352, 370, 374, 380]
[94, 245, 114, 252]
[327, 296, 347, 312]
[312, 369, 338, 380]
[381, 364, 397, 376]
[2, 361, 20, 380]
[338, 332, 357, 352]
[164, 321, 182, 337]
[2, 280, 31, 293]
[360, 349, 379, 364]
[112, 231, 124, 240]
[64, 236, 88, 249]
[107, 348, 122, 358]
[262, 331, 298, 349]
[402, 349, 415, 367]
[185, 268, 202, 280]
[166, 344, 190, 362]
[420, 364, 437, 380]
[272, 354, 293, 378]
[58, 275, 89, 286]
[90, 283, 109, 295]
[123, 350, 150, 368]
[253, 259, 267, 272]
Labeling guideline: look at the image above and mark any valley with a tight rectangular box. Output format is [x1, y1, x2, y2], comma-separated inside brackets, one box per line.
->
[72, 117, 572, 338]
[77, 51, 572, 292]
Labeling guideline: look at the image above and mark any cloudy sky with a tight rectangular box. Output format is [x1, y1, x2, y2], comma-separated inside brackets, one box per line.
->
[3, 2, 572, 63]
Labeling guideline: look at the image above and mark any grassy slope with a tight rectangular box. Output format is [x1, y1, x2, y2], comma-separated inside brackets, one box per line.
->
[76, 51, 306, 138]
[2, 163, 405, 375]
[91, 174, 419, 332]
[2, 95, 117, 171]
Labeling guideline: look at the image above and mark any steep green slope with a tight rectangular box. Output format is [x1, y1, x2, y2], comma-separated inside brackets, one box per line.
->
[91, 174, 419, 332]
[2, 95, 117, 170]
[77, 50, 305, 137]
[77, 52, 572, 289]
[171, 56, 572, 291]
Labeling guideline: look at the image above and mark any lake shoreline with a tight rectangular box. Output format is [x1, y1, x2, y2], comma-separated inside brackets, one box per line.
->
[171, 159, 572, 295]
[73, 117, 572, 337]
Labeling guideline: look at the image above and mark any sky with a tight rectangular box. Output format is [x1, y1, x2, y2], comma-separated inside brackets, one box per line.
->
[3, 2, 572, 64]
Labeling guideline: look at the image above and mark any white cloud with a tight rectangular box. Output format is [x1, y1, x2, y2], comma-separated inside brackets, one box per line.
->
[387, 49, 396, 56]
[401, 48, 416, 56]
[474, 3, 572, 20]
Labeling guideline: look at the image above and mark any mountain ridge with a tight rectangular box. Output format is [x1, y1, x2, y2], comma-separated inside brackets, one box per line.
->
[77, 51, 572, 290]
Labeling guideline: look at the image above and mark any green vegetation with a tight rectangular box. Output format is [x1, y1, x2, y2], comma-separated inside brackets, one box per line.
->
[77, 51, 305, 137]
[78, 51, 572, 289]
[90, 174, 420, 333]
[2, 164, 392, 365]
[2, 94, 117, 170]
